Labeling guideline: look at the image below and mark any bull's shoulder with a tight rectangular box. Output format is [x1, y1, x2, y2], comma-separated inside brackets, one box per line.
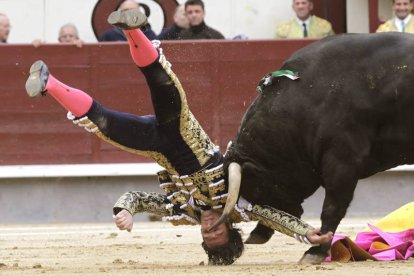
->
[376, 20, 397, 33]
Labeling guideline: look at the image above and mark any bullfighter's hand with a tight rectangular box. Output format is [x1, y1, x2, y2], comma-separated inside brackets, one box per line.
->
[305, 228, 333, 245]
[114, 209, 134, 232]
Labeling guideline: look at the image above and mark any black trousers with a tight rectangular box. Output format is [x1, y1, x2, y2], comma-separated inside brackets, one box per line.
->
[85, 58, 220, 175]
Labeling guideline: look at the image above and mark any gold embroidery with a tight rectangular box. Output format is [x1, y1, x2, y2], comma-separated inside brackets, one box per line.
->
[159, 165, 226, 208]
[159, 56, 217, 168]
[208, 179, 226, 196]
[114, 191, 171, 217]
[69, 115, 179, 175]
[164, 213, 198, 225]
[158, 170, 178, 194]
[94, 130, 178, 175]
[247, 205, 312, 237]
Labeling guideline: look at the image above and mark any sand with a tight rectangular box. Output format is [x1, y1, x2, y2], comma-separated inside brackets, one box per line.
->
[0, 218, 413, 275]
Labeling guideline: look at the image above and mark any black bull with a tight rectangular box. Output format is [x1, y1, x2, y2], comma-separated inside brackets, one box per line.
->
[224, 32, 414, 262]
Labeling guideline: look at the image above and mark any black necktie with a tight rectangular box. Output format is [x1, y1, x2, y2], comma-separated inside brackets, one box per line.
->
[303, 23, 308, 38]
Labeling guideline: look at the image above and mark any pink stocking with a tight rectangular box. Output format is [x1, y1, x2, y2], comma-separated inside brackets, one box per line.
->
[45, 74, 93, 117]
[123, 29, 158, 67]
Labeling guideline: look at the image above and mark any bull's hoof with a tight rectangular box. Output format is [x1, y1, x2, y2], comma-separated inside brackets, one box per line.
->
[298, 246, 329, 265]
[298, 252, 325, 264]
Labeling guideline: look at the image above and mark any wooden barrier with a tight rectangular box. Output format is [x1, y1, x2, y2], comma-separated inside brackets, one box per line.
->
[0, 40, 313, 165]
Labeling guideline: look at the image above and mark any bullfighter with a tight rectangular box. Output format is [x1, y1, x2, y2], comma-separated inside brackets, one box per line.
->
[25, 9, 332, 265]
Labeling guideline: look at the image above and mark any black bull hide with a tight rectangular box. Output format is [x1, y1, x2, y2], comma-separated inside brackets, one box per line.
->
[224, 32, 414, 260]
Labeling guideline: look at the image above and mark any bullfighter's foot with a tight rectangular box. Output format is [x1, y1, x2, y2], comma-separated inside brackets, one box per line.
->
[25, 60, 49, 98]
[107, 9, 147, 30]
[245, 223, 274, 244]
[298, 246, 329, 265]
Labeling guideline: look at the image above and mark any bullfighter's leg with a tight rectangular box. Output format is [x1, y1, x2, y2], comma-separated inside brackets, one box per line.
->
[300, 165, 358, 264]
[25, 61, 168, 168]
[108, 9, 158, 68]
[111, 9, 190, 128]
[26, 60, 93, 117]
[108, 9, 219, 175]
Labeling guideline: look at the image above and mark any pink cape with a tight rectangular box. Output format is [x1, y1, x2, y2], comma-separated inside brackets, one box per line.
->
[325, 202, 414, 262]
[326, 225, 414, 262]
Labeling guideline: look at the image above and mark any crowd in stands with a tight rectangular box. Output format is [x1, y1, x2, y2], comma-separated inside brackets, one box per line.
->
[97, 0, 224, 41]
[1, 0, 414, 45]
[32, 23, 84, 48]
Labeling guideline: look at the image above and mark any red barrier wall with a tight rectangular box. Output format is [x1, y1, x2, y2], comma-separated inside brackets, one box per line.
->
[0, 40, 313, 165]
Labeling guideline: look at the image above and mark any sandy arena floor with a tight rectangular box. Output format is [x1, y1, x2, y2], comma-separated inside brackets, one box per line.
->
[0, 218, 413, 275]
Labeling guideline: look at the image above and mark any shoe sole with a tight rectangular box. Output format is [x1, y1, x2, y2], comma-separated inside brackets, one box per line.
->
[107, 9, 148, 30]
[25, 60, 47, 98]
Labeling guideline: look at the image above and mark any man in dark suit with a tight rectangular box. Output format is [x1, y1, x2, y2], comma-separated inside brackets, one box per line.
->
[179, 0, 224, 39]
[99, 0, 157, 41]
[157, 4, 189, 40]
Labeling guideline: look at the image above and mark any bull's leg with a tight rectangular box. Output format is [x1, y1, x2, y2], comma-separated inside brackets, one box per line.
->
[300, 167, 358, 264]
[245, 222, 274, 244]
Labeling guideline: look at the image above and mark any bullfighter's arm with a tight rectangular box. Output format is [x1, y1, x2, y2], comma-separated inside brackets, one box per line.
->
[113, 191, 198, 226]
[247, 204, 314, 243]
[113, 191, 171, 217]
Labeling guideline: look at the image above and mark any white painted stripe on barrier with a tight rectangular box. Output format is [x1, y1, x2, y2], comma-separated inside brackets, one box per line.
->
[0, 163, 412, 178]
[0, 163, 163, 178]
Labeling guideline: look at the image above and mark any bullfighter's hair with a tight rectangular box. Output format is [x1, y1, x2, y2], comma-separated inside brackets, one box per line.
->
[201, 227, 244, 265]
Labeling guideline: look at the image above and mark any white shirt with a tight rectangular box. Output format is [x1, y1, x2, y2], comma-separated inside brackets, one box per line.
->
[296, 16, 311, 30]
[394, 14, 412, 32]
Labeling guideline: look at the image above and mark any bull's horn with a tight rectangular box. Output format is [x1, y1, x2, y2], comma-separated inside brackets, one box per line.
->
[208, 162, 241, 232]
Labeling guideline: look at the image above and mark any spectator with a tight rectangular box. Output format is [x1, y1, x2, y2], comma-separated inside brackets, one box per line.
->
[179, 0, 224, 39]
[58, 23, 83, 44]
[99, 0, 157, 41]
[157, 4, 189, 40]
[32, 23, 83, 48]
[275, 0, 334, 39]
[0, 13, 11, 43]
[377, 0, 414, 33]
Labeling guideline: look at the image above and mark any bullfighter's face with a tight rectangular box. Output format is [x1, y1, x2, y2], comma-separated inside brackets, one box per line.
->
[292, 0, 314, 21]
[393, 0, 414, 20]
[185, 4, 205, 27]
[200, 209, 229, 248]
